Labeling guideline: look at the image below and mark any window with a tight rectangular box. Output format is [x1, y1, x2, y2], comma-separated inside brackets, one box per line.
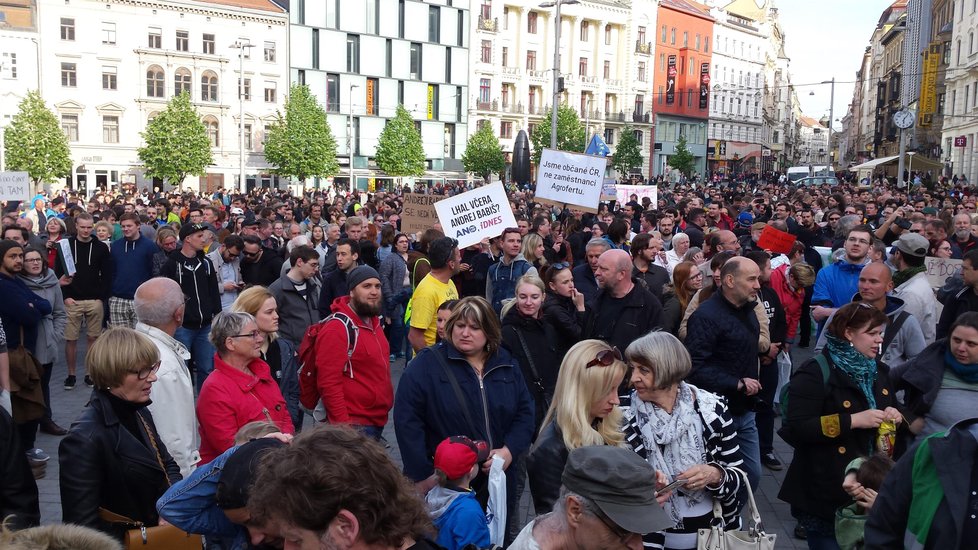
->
[146, 66, 164, 97]
[704, 37, 709, 52]
[428, 6, 440, 42]
[481, 40, 491, 63]
[527, 50, 537, 70]
[173, 68, 191, 96]
[264, 81, 277, 103]
[604, 128, 614, 145]
[580, 20, 589, 41]
[204, 117, 219, 147]
[2, 52, 16, 79]
[502, 47, 508, 67]
[237, 77, 250, 100]
[503, 6, 509, 29]
[348, 35, 361, 73]
[264, 41, 276, 62]
[605, 24, 612, 45]
[529, 88, 537, 111]
[239, 38, 251, 58]
[661, 25, 667, 43]
[528, 11, 538, 34]
[313, 29, 320, 69]
[102, 66, 117, 90]
[201, 71, 218, 102]
[637, 26, 646, 45]
[501, 85, 509, 106]
[670, 28, 675, 45]
[409, 42, 421, 79]
[102, 22, 116, 45]
[61, 63, 77, 87]
[658, 86, 664, 104]
[695, 34, 700, 50]
[326, 73, 339, 111]
[244, 124, 253, 150]
[176, 31, 189, 52]
[500, 121, 513, 139]
[579, 57, 588, 76]
[637, 62, 646, 82]
[479, 78, 490, 104]
[203, 34, 215, 54]
[604, 60, 611, 79]
[634, 129, 643, 145]
[61, 18, 75, 41]
[683, 31, 688, 47]
[102, 115, 119, 143]
[148, 27, 162, 48]
[660, 53, 665, 71]
[62, 114, 79, 142]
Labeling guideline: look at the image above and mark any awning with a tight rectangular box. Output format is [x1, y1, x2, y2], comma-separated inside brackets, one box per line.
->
[849, 154, 943, 172]
[849, 155, 899, 171]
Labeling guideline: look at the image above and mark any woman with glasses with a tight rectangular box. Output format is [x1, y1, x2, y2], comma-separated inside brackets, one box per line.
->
[930, 239, 954, 259]
[59, 327, 181, 540]
[779, 302, 902, 550]
[661, 261, 702, 336]
[526, 340, 630, 515]
[151, 227, 178, 277]
[621, 331, 745, 550]
[196, 311, 294, 463]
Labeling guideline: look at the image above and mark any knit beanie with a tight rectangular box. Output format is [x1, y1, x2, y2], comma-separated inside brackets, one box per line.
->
[347, 265, 380, 290]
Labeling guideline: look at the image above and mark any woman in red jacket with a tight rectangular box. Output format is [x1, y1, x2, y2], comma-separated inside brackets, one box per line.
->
[771, 262, 816, 342]
[196, 311, 294, 463]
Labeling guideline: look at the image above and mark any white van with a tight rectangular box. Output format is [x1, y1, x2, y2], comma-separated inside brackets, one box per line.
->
[787, 165, 832, 184]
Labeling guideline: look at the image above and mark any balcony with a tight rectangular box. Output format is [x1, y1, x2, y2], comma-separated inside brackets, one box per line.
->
[476, 100, 494, 111]
[605, 79, 624, 89]
[502, 66, 521, 76]
[632, 111, 651, 124]
[635, 41, 652, 55]
[528, 103, 544, 115]
[580, 75, 599, 87]
[499, 102, 524, 114]
[478, 16, 498, 33]
[605, 111, 626, 122]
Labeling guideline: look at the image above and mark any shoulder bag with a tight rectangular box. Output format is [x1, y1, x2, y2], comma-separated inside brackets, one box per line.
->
[8, 328, 45, 423]
[696, 467, 776, 550]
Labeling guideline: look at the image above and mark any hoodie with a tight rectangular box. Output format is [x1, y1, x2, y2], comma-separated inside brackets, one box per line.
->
[425, 485, 490, 550]
[19, 270, 67, 365]
[161, 250, 222, 330]
[486, 253, 537, 313]
[110, 235, 160, 300]
[55, 236, 112, 302]
[0, 271, 51, 353]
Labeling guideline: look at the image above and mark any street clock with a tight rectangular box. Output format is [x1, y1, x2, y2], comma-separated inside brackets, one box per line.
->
[894, 109, 915, 129]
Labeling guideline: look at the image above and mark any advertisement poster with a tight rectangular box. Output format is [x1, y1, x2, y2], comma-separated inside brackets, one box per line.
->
[666, 55, 677, 104]
[699, 63, 710, 109]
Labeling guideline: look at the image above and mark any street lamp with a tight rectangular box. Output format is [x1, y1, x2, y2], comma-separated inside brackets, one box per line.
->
[540, 0, 579, 150]
[348, 83, 360, 191]
[230, 41, 253, 193]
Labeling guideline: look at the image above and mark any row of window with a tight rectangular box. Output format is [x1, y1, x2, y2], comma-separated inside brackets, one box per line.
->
[710, 123, 761, 144]
[711, 95, 761, 118]
[297, 0, 457, 48]
[659, 25, 710, 53]
[59, 17, 277, 61]
[60, 112, 268, 149]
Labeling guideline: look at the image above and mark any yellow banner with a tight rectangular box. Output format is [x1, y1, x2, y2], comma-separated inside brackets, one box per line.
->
[427, 85, 434, 120]
[919, 42, 941, 125]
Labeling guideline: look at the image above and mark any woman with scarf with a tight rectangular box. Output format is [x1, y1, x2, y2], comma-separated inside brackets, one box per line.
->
[620, 331, 745, 550]
[778, 302, 903, 550]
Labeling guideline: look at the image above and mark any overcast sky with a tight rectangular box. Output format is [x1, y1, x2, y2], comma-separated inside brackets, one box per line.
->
[777, 0, 894, 129]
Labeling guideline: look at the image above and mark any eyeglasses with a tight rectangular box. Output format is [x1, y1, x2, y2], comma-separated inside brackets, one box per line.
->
[846, 237, 872, 246]
[229, 330, 263, 341]
[551, 262, 570, 270]
[129, 360, 162, 380]
[845, 302, 876, 324]
[689, 271, 704, 278]
[828, 217, 841, 222]
[591, 508, 632, 545]
[586, 347, 623, 369]
[242, 250, 260, 258]
[24, 258, 43, 263]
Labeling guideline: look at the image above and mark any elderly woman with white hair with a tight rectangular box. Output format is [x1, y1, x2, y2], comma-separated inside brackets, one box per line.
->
[621, 331, 745, 550]
[664, 233, 691, 276]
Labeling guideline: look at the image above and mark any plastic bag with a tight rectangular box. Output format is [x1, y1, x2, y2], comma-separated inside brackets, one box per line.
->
[775, 350, 792, 408]
[486, 455, 507, 547]
[0, 390, 10, 416]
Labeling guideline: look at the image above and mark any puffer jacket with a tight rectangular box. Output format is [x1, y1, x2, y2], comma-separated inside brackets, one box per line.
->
[19, 269, 66, 365]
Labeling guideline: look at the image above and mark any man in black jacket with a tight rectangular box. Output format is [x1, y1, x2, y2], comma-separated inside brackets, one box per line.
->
[240, 235, 284, 288]
[937, 249, 978, 339]
[572, 238, 609, 304]
[0, 406, 39, 530]
[583, 249, 662, 353]
[630, 233, 669, 302]
[318, 238, 360, 318]
[685, 256, 762, 490]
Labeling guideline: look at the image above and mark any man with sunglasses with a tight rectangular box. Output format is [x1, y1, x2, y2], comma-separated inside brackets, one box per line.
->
[240, 234, 284, 288]
[206, 234, 244, 311]
[487, 227, 536, 314]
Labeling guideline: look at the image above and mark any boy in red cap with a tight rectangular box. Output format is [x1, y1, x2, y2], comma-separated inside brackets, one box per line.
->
[425, 436, 491, 550]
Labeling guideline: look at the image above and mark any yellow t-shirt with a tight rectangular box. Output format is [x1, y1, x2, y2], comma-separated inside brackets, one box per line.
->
[410, 274, 459, 347]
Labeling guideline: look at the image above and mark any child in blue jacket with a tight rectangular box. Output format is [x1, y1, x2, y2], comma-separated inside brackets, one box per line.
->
[425, 436, 491, 550]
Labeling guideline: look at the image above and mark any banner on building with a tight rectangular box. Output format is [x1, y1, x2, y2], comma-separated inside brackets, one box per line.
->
[919, 42, 941, 125]
[666, 55, 677, 104]
[955, 136, 968, 147]
[615, 184, 658, 207]
[434, 182, 517, 248]
[427, 85, 435, 120]
[699, 63, 710, 109]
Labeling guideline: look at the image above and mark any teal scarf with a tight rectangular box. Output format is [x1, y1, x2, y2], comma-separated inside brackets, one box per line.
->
[825, 335, 878, 410]
[945, 349, 978, 384]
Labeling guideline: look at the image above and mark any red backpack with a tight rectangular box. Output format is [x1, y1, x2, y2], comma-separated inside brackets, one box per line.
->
[297, 312, 358, 410]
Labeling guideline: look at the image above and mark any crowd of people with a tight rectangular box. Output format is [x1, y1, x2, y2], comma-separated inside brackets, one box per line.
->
[0, 172, 976, 550]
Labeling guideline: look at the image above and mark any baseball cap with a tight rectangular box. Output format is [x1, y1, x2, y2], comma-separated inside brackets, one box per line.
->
[737, 212, 754, 228]
[434, 436, 489, 479]
[215, 438, 285, 510]
[230, 207, 244, 215]
[179, 222, 207, 240]
[561, 446, 671, 535]
[893, 232, 929, 258]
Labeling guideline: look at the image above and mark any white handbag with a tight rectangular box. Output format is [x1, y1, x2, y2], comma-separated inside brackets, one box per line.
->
[696, 468, 776, 550]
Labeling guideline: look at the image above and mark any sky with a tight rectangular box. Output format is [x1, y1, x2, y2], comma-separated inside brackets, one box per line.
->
[776, 0, 894, 129]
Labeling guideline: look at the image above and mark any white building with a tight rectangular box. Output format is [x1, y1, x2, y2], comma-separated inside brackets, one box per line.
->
[941, 0, 978, 183]
[35, 0, 289, 194]
[797, 114, 830, 165]
[469, 0, 657, 179]
[0, 1, 41, 171]
[288, 0, 470, 189]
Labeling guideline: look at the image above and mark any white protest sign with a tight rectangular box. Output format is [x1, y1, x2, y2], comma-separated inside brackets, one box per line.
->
[434, 182, 517, 249]
[0, 172, 30, 203]
[535, 148, 605, 212]
[615, 184, 658, 207]
[58, 239, 76, 276]
[924, 256, 962, 288]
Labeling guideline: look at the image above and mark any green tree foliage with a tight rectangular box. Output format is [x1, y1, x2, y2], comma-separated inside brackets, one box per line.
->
[3, 90, 72, 189]
[611, 125, 643, 179]
[667, 135, 696, 177]
[264, 84, 338, 184]
[138, 91, 213, 188]
[375, 104, 426, 178]
[462, 123, 506, 182]
[530, 105, 586, 164]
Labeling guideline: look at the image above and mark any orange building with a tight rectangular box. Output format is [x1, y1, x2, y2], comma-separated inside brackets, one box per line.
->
[651, 0, 714, 177]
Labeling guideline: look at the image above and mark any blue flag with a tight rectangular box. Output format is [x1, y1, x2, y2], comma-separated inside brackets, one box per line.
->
[585, 134, 611, 157]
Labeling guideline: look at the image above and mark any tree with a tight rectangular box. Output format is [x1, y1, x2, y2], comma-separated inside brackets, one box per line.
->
[667, 135, 696, 178]
[611, 125, 643, 179]
[3, 90, 72, 190]
[264, 84, 338, 186]
[462, 123, 505, 182]
[138, 91, 213, 189]
[375, 104, 426, 180]
[530, 105, 586, 164]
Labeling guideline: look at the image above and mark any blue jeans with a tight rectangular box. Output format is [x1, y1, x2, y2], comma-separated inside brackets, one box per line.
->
[794, 509, 840, 550]
[175, 325, 215, 393]
[732, 411, 761, 491]
[351, 424, 385, 441]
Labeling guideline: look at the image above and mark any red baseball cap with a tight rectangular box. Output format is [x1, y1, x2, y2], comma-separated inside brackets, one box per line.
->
[434, 436, 489, 480]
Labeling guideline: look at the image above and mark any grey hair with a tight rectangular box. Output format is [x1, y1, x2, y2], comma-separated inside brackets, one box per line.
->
[134, 279, 185, 327]
[287, 235, 310, 253]
[836, 214, 862, 239]
[209, 311, 256, 354]
[624, 331, 692, 389]
[585, 237, 611, 252]
[682, 247, 702, 263]
[672, 232, 690, 245]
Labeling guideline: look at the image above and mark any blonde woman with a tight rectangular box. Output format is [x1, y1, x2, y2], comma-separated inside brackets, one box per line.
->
[525, 339, 628, 514]
[521, 232, 547, 270]
[231, 287, 302, 431]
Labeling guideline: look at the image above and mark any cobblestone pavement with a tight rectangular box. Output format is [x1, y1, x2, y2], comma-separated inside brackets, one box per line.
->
[37, 341, 815, 549]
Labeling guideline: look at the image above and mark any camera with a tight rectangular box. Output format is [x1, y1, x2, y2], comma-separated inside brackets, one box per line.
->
[895, 218, 912, 230]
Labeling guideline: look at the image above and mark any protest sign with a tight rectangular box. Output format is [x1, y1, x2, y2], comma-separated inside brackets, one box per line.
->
[534, 148, 606, 212]
[924, 256, 962, 288]
[601, 180, 617, 201]
[615, 184, 658, 207]
[434, 182, 517, 249]
[401, 193, 443, 235]
[756, 225, 797, 254]
[0, 172, 30, 203]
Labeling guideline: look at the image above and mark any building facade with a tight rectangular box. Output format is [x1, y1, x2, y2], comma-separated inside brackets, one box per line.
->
[941, 0, 978, 183]
[0, 0, 41, 172]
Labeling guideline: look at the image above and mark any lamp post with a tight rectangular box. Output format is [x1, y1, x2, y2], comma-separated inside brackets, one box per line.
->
[347, 83, 360, 191]
[230, 41, 253, 193]
[540, 0, 579, 149]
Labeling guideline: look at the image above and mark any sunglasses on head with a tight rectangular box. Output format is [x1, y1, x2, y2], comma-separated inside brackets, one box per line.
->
[586, 347, 623, 369]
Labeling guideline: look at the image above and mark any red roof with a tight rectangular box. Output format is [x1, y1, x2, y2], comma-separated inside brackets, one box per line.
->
[660, 0, 714, 21]
[199, 0, 285, 13]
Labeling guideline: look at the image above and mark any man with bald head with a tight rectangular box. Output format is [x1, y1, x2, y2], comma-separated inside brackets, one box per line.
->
[685, 256, 764, 489]
[582, 249, 662, 352]
[134, 277, 199, 476]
